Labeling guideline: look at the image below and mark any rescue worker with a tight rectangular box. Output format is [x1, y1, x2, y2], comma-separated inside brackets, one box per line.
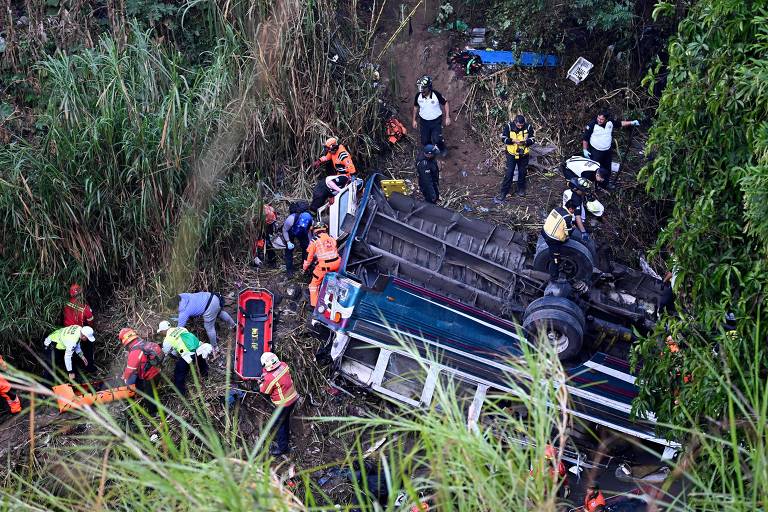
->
[309, 174, 353, 213]
[303, 222, 340, 307]
[251, 204, 279, 268]
[157, 321, 212, 396]
[415, 144, 440, 204]
[63, 283, 94, 327]
[0, 356, 22, 415]
[494, 114, 535, 202]
[582, 111, 640, 189]
[541, 199, 587, 278]
[63, 283, 96, 374]
[120, 328, 164, 415]
[563, 177, 602, 226]
[584, 482, 606, 512]
[176, 291, 236, 350]
[312, 137, 357, 176]
[257, 352, 299, 456]
[42, 325, 95, 383]
[412, 76, 450, 157]
[282, 207, 313, 278]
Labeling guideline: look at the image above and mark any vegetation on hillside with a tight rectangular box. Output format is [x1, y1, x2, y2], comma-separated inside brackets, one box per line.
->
[632, 0, 768, 504]
[0, 0, 386, 353]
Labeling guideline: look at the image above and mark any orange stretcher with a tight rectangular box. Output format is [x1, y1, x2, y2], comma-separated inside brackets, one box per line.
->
[52, 381, 136, 413]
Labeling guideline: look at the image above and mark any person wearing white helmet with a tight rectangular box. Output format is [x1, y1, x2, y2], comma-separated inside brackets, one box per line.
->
[157, 321, 213, 396]
[257, 352, 299, 456]
[42, 325, 95, 382]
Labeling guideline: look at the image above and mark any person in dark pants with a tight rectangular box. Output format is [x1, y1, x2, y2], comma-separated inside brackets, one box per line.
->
[541, 200, 586, 279]
[415, 144, 440, 203]
[412, 75, 450, 157]
[582, 111, 639, 189]
[258, 352, 300, 456]
[251, 204, 279, 268]
[495, 114, 535, 202]
[120, 328, 164, 416]
[281, 209, 313, 278]
[158, 322, 212, 396]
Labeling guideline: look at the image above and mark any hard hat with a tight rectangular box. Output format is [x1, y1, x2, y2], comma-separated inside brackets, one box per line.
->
[569, 177, 592, 193]
[69, 283, 82, 297]
[263, 204, 277, 225]
[586, 199, 604, 217]
[119, 327, 139, 346]
[157, 320, 171, 333]
[423, 144, 437, 156]
[324, 137, 339, 151]
[544, 444, 557, 460]
[417, 75, 432, 91]
[81, 325, 96, 342]
[312, 221, 328, 233]
[261, 351, 280, 371]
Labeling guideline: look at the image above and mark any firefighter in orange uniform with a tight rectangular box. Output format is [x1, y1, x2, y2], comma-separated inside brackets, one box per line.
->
[312, 137, 357, 176]
[303, 222, 340, 307]
[584, 482, 606, 511]
[258, 352, 299, 456]
[0, 356, 22, 415]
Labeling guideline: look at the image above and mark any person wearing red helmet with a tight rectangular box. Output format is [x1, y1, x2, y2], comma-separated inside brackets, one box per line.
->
[120, 328, 164, 415]
[63, 283, 96, 374]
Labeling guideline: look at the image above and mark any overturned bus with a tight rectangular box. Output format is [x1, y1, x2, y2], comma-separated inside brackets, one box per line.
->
[310, 175, 678, 462]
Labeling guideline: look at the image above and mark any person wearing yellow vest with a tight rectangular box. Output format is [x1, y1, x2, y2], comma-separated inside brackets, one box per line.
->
[541, 199, 586, 279]
[494, 114, 535, 203]
[257, 352, 299, 456]
[303, 222, 341, 307]
[42, 325, 95, 383]
[157, 321, 213, 396]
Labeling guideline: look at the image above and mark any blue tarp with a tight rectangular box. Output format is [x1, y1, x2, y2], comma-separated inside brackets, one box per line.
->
[468, 50, 559, 68]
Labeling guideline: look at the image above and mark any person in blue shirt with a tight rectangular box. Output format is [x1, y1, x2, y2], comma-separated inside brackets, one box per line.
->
[281, 205, 313, 278]
[176, 292, 236, 349]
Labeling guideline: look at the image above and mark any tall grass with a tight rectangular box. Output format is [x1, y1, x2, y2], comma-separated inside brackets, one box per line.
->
[0, 0, 386, 351]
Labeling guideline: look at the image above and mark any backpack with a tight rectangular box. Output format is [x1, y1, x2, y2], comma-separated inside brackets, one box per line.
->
[136, 341, 164, 374]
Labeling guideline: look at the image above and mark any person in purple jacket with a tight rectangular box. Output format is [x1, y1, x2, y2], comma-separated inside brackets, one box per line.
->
[176, 292, 236, 349]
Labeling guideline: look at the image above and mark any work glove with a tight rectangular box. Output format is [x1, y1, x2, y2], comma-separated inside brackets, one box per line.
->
[631, 119, 640, 126]
[312, 160, 322, 169]
[583, 149, 591, 158]
[287, 241, 295, 250]
[581, 231, 590, 242]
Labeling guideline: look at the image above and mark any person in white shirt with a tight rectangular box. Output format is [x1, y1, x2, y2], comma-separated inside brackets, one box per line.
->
[412, 75, 450, 157]
[581, 111, 639, 190]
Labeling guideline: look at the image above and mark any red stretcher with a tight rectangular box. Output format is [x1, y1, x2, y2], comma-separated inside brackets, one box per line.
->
[235, 288, 274, 380]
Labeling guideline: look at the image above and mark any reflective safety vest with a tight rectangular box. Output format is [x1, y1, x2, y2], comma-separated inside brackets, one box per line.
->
[259, 362, 299, 406]
[163, 327, 200, 354]
[505, 123, 532, 157]
[320, 144, 357, 176]
[543, 207, 573, 242]
[47, 326, 82, 350]
[309, 233, 339, 262]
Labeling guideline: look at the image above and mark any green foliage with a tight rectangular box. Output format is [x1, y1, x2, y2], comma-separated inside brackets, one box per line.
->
[485, 0, 636, 49]
[633, 0, 768, 484]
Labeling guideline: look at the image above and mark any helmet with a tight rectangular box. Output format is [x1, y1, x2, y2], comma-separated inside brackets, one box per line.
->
[417, 75, 432, 91]
[569, 177, 592, 193]
[157, 320, 171, 333]
[586, 199, 604, 217]
[324, 137, 339, 153]
[263, 204, 277, 225]
[312, 222, 328, 234]
[119, 328, 139, 346]
[69, 283, 82, 297]
[544, 444, 557, 460]
[261, 352, 280, 371]
[424, 144, 437, 156]
[80, 326, 96, 342]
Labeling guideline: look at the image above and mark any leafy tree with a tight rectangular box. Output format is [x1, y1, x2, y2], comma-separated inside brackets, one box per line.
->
[633, 0, 768, 437]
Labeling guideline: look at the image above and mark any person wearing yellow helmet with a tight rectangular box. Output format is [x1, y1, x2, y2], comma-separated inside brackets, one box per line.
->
[120, 327, 164, 415]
